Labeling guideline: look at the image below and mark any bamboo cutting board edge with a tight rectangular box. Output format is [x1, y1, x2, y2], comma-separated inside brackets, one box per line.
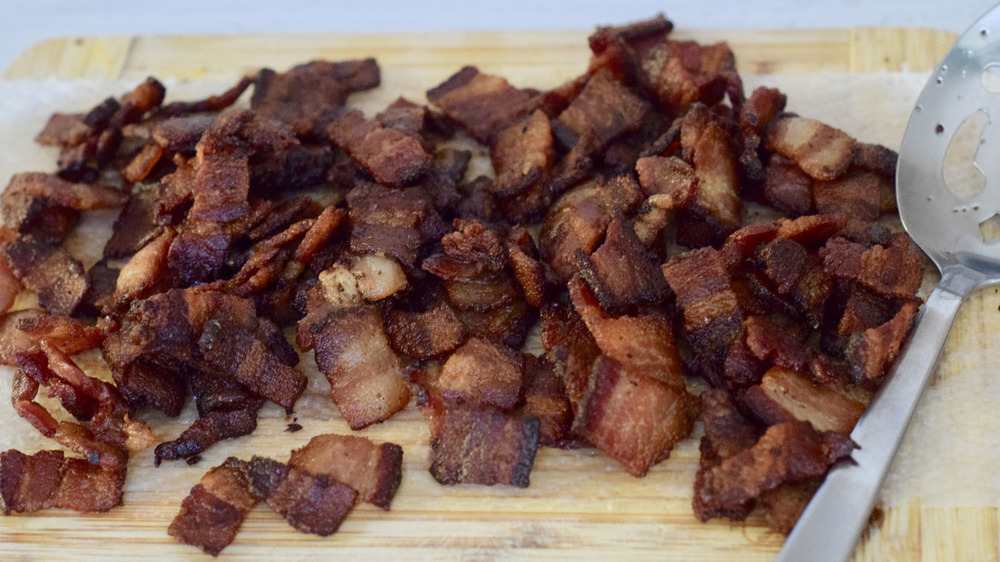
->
[5, 25, 997, 562]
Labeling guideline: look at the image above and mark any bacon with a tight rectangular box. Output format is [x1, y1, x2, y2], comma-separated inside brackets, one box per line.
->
[552, 69, 650, 152]
[309, 305, 412, 429]
[635, 155, 698, 202]
[742, 367, 866, 433]
[738, 86, 787, 183]
[112, 227, 176, 307]
[158, 75, 255, 118]
[819, 234, 924, 298]
[385, 301, 466, 360]
[490, 109, 554, 197]
[846, 300, 918, 382]
[252, 59, 380, 138]
[698, 389, 758, 468]
[505, 226, 547, 308]
[429, 407, 539, 487]
[639, 40, 743, 111]
[853, 142, 898, 177]
[288, 434, 403, 510]
[693, 421, 854, 522]
[246, 456, 358, 536]
[122, 143, 165, 183]
[540, 301, 600, 408]
[436, 338, 526, 411]
[168, 457, 258, 556]
[426, 66, 540, 144]
[328, 108, 432, 188]
[151, 114, 216, 154]
[5, 240, 88, 316]
[155, 409, 259, 466]
[813, 169, 896, 220]
[346, 183, 444, 267]
[765, 115, 857, 181]
[762, 157, 813, 216]
[574, 355, 698, 477]
[519, 354, 576, 448]
[0, 449, 125, 515]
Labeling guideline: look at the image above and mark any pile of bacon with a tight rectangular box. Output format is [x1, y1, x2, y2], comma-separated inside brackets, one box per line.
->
[0, 13, 923, 552]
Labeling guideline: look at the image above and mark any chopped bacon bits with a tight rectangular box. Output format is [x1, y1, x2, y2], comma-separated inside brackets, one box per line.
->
[288, 434, 403, 510]
[168, 457, 258, 556]
[427, 66, 540, 144]
[0, 449, 125, 515]
[765, 116, 857, 181]
[429, 407, 540, 487]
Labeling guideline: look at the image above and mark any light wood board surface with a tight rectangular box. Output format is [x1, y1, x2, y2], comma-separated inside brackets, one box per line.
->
[4, 26, 995, 562]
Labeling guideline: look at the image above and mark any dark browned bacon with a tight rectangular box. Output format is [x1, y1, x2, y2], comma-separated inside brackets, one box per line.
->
[168, 457, 258, 556]
[427, 66, 540, 144]
[5, 240, 88, 316]
[429, 406, 539, 487]
[328, 108, 431, 188]
[0, 449, 125, 515]
[289, 434, 403, 510]
[246, 456, 358, 536]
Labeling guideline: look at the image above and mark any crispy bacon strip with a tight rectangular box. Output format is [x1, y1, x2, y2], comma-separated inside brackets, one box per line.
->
[246, 456, 358, 536]
[328, 109, 432, 188]
[289, 434, 403, 510]
[5, 240, 88, 316]
[427, 66, 540, 144]
[0, 449, 125, 514]
[765, 115, 856, 181]
[429, 407, 540, 488]
[158, 75, 255, 118]
[168, 457, 258, 556]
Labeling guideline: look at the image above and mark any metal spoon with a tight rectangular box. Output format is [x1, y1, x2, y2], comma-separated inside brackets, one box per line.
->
[776, 5, 1000, 561]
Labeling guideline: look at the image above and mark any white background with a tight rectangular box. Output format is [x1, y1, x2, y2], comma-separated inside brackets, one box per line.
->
[0, 0, 997, 75]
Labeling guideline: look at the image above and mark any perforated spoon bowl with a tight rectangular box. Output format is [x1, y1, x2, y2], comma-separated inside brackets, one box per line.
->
[776, 5, 1000, 562]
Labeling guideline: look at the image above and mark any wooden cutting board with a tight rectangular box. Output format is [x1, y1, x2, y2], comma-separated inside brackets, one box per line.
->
[4, 26, 993, 562]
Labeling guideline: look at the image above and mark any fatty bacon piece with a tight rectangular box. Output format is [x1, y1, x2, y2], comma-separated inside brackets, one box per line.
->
[289, 434, 403, 510]
[1, 172, 127, 245]
[346, 183, 446, 268]
[638, 37, 743, 112]
[742, 366, 866, 435]
[0, 449, 125, 514]
[737, 86, 787, 184]
[246, 456, 358, 536]
[0, 309, 104, 365]
[765, 115, 856, 182]
[426, 66, 541, 144]
[422, 219, 536, 349]
[694, 420, 854, 523]
[167, 110, 297, 285]
[251, 59, 381, 139]
[429, 406, 540, 488]
[328, 108, 432, 188]
[539, 173, 644, 283]
[301, 303, 412, 430]
[5, 239, 89, 317]
[168, 457, 258, 556]
[551, 69, 650, 156]
[675, 102, 742, 247]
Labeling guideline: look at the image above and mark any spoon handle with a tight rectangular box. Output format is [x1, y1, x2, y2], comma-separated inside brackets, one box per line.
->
[776, 274, 970, 562]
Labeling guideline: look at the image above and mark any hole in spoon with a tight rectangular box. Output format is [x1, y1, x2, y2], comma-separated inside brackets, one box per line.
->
[980, 214, 1000, 243]
[943, 110, 988, 200]
[982, 63, 1000, 93]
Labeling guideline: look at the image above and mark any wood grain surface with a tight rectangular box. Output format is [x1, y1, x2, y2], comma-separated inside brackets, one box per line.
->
[4, 26, 993, 562]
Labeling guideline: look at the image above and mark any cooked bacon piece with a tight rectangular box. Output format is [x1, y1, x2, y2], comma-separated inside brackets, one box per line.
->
[36, 113, 87, 147]
[765, 116, 857, 181]
[759, 481, 821, 535]
[540, 302, 600, 408]
[2, 172, 126, 211]
[505, 226, 547, 308]
[743, 315, 809, 372]
[718, 222, 779, 271]
[429, 407, 539, 487]
[755, 237, 833, 327]
[490, 109, 554, 197]
[677, 103, 742, 246]
[539, 174, 643, 282]
[168, 457, 258, 556]
[376, 97, 432, 140]
[568, 278, 684, 386]
[853, 142, 898, 177]
[519, 354, 575, 448]
[552, 69, 649, 152]
[819, 234, 924, 298]
[742, 367, 866, 434]
[846, 300, 918, 382]
[635, 155, 698, 201]
[587, 14, 674, 81]
[310, 305, 412, 429]
[0, 191, 78, 245]
[385, 301, 466, 360]
[762, 157, 813, 216]
[103, 189, 165, 259]
[346, 183, 445, 267]
[158, 75, 255, 118]
[574, 355, 698, 477]
[437, 338, 526, 411]
[738, 87, 787, 183]
[1, 311, 43, 366]
[246, 456, 358, 536]
[122, 143, 165, 183]
[5, 240, 88, 316]
[693, 421, 854, 522]
[111, 360, 185, 417]
[698, 389, 758, 468]
[427, 66, 540, 144]
[13, 311, 104, 357]
[774, 213, 847, 248]
[455, 300, 536, 350]
[639, 40, 743, 111]
[112, 227, 176, 307]
[813, 169, 896, 220]
[155, 409, 260, 465]
[252, 59, 380, 138]
[328, 108, 432, 187]
[0, 449, 125, 514]
[167, 220, 235, 286]
[575, 215, 670, 313]
[288, 434, 403, 510]
[152, 114, 216, 154]
[836, 285, 901, 337]
[661, 247, 743, 371]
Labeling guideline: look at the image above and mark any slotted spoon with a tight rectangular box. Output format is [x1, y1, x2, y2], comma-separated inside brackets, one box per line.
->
[777, 5, 1000, 561]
